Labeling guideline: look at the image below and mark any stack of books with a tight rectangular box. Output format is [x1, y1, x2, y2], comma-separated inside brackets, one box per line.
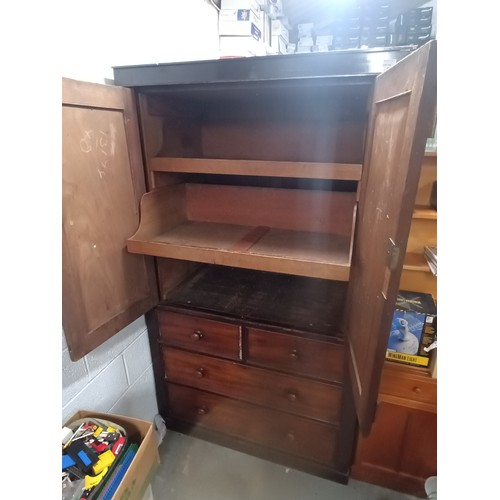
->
[424, 245, 437, 276]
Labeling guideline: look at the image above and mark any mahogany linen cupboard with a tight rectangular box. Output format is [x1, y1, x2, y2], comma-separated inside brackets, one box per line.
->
[62, 41, 437, 483]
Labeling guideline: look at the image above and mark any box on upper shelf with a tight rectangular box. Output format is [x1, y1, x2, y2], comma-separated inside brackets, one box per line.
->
[219, 8, 262, 37]
[221, 0, 260, 13]
[271, 19, 289, 44]
[219, 34, 264, 57]
[386, 290, 437, 368]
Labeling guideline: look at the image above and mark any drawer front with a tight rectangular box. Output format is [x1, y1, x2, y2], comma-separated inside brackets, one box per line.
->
[247, 327, 345, 383]
[380, 366, 436, 405]
[158, 310, 241, 360]
[167, 383, 337, 464]
[163, 348, 342, 424]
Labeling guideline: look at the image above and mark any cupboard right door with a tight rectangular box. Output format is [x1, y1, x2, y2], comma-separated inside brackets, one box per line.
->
[344, 40, 437, 435]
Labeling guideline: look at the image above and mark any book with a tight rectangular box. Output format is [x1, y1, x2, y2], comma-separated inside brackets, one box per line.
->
[386, 290, 437, 367]
[424, 245, 437, 276]
[97, 443, 139, 500]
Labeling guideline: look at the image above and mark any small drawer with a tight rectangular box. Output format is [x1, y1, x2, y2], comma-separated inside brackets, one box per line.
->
[380, 364, 436, 405]
[157, 310, 241, 360]
[167, 383, 337, 465]
[163, 347, 342, 424]
[247, 327, 345, 383]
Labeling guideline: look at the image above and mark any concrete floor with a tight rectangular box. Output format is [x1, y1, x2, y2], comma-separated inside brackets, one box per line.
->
[150, 431, 423, 500]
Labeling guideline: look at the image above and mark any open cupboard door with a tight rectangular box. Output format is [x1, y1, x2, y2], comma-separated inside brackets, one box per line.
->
[62, 78, 158, 361]
[344, 41, 437, 435]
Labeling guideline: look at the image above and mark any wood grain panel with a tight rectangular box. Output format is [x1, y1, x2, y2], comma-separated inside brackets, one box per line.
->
[62, 78, 157, 360]
[406, 218, 437, 254]
[163, 348, 343, 424]
[351, 401, 436, 497]
[247, 328, 345, 383]
[186, 184, 357, 236]
[167, 383, 338, 464]
[414, 155, 437, 206]
[344, 41, 436, 434]
[158, 310, 241, 360]
[151, 157, 362, 181]
[380, 363, 436, 407]
[202, 120, 365, 163]
[399, 267, 437, 300]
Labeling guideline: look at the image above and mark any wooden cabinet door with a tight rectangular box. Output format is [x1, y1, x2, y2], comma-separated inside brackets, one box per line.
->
[62, 78, 158, 361]
[344, 41, 437, 434]
[352, 400, 437, 496]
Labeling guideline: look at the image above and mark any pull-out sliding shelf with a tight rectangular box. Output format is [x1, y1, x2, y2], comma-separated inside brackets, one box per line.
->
[127, 183, 357, 281]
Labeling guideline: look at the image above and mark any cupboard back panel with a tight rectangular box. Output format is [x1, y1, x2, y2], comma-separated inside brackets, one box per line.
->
[145, 85, 369, 163]
[186, 184, 357, 235]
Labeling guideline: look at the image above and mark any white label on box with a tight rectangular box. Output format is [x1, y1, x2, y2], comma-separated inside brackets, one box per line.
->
[219, 9, 259, 23]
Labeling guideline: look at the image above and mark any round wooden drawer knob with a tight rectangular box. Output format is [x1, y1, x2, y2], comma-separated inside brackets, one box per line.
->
[289, 350, 299, 360]
[197, 407, 208, 415]
[196, 368, 206, 378]
[286, 433, 295, 442]
[191, 330, 204, 341]
[287, 392, 297, 402]
[413, 386, 422, 394]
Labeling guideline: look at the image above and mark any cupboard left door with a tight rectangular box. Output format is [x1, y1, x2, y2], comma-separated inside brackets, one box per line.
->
[62, 77, 158, 361]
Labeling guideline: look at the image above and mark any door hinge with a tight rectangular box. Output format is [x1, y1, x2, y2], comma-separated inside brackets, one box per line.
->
[387, 238, 401, 271]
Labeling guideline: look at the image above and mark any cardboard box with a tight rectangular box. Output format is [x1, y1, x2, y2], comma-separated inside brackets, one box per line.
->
[270, 34, 287, 54]
[221, 0, 260, 13]
[64, 410, 160, 500]
[386, 290, 437, 368]
[220, 35, 263, 57]
[271, 19, 289, 43]
[297, 35, 314, 47]
[297, 22, 314, 37]
[219, 9, 262, 38]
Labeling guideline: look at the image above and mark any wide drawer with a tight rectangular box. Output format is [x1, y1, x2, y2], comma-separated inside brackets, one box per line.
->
[247, 327, 345, 383]
[157, 310, 241, 360]
[163, 347, 342, 424]
[167, 383, 337, 464]
[380, 364, 436, 405]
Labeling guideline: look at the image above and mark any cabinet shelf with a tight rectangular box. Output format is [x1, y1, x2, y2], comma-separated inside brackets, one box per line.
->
[127, 182, 356, 281]
[412, 205, 437, 220]
[403, 252, 432, 273]
[150, 157, 363, 181]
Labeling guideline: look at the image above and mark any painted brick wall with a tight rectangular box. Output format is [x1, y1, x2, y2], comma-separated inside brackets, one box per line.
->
[62, 316, 158, 424]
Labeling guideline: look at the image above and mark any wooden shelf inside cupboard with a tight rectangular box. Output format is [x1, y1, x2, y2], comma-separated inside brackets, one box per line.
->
[150, 157, 363, 181]
[403, 252, 432, 272]
[127, 182, 357, 281]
